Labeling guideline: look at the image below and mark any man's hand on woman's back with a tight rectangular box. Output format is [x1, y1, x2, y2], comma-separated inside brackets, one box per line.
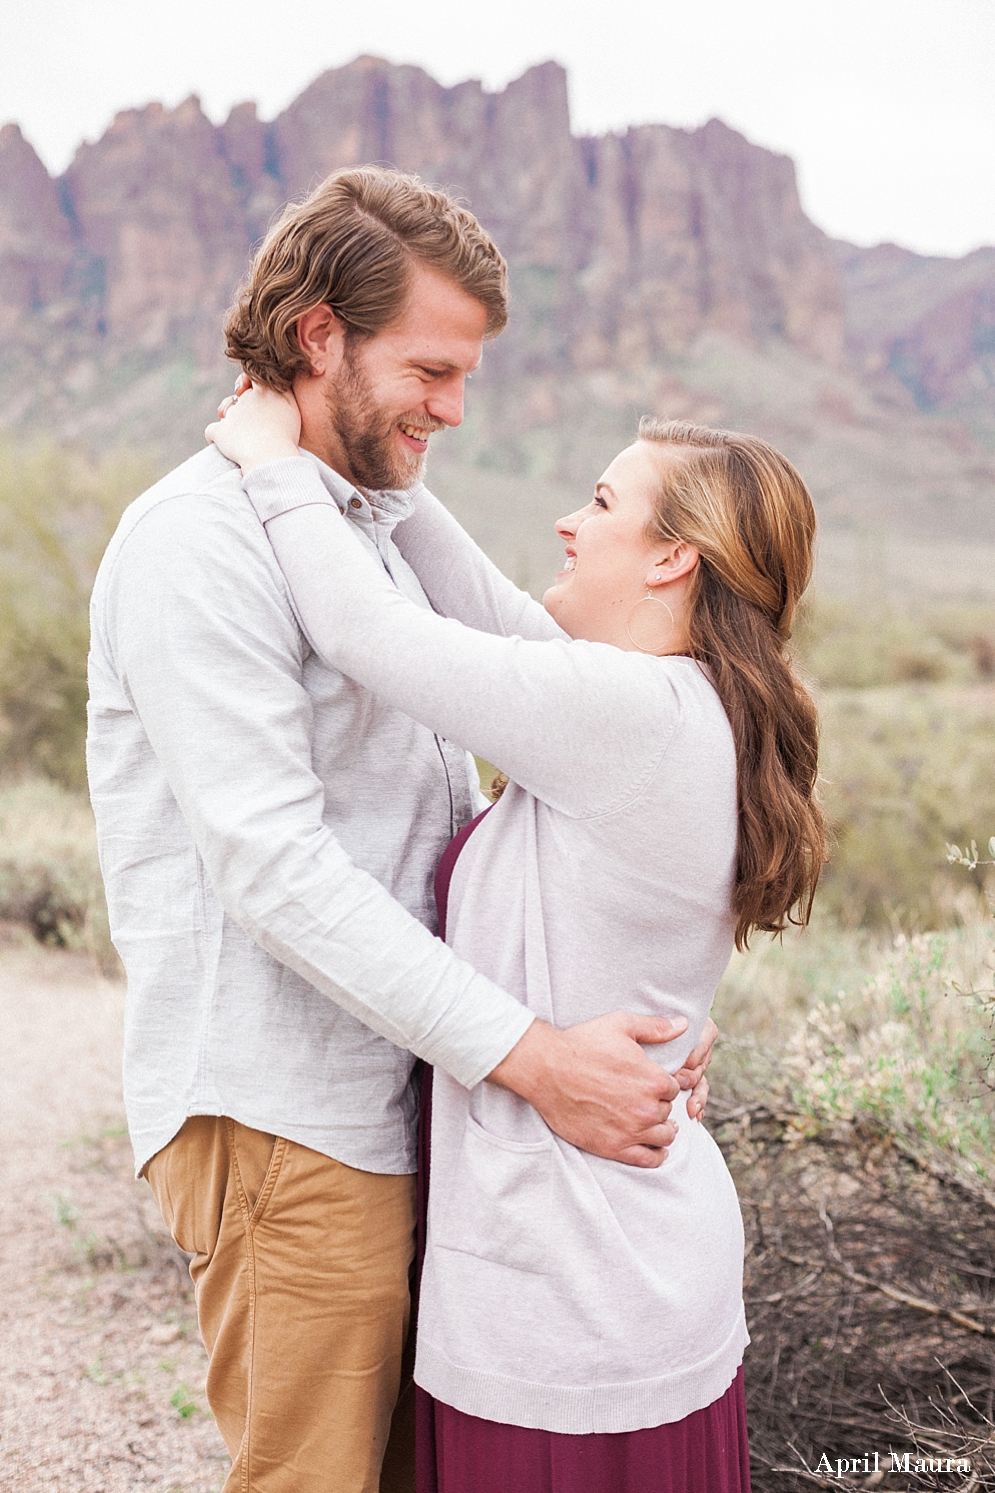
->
[487, 1011, 715, 1168]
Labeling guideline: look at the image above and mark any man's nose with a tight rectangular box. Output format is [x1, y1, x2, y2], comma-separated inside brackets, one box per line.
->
[426, 377, 465, 428]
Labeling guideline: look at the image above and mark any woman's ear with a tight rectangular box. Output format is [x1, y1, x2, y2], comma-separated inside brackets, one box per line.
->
[295, 304, 347, 378]
[646, 540, 699, 589]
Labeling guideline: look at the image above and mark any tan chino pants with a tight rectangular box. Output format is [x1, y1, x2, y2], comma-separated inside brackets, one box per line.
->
[145, 1116, 417, 1493]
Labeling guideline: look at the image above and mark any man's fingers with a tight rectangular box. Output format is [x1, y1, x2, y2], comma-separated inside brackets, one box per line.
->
[492, 1015, 687, 1167]
[620, 1013, 688, 1047]
[687, 1076, 709, 1122]
[651, 1071, 680, 1105]
[675, 1017, 719, 1090]
[675, 1061, 703, 1091]
[617, 1111, 679, 1165]
[620, 1118, 677, 1153]
[616, 1144, 669, 1169]
[685, 1017, 719, 1074]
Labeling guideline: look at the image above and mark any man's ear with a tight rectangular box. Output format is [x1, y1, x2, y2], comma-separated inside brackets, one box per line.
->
[295, 304, 347, 377]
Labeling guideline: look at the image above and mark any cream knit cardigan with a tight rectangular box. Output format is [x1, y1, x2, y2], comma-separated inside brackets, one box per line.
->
[243, 461, 749, 1435]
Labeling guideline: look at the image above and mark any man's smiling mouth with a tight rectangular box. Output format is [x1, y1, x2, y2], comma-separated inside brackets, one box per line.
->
[399, 422, 432, 445]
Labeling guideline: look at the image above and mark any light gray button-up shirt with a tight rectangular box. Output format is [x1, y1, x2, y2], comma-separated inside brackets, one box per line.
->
[86, 445, 533, 1176]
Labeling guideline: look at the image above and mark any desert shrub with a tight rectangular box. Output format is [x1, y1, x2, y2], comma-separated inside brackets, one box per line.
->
[0, 777, 118, 972]
[0, 440, 153, 788]
[784, 929, 995, 1176]
[711, 898, 995, 1489]
[713, 900, 995, 1147]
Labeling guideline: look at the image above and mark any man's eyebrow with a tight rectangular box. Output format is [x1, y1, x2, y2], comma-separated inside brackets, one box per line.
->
[409, 356, 481, 373]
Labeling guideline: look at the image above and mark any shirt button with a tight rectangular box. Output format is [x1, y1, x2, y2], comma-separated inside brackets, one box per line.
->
[350, 497, 363, 509]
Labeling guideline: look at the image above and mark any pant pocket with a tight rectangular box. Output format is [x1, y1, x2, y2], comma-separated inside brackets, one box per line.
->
[144, 1116, 225, 1260]
[227, 1118, 281, 1222]
[245, 1133, 286, 1226]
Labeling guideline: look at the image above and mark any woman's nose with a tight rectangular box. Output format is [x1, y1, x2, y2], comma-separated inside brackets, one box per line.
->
[555, 510, 581, 539]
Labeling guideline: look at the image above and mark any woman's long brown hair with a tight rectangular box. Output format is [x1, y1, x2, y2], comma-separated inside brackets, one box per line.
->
[639, 418, 826, 948]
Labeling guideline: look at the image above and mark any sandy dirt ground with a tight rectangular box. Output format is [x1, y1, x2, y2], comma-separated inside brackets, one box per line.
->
[0, 931, 230, 1492]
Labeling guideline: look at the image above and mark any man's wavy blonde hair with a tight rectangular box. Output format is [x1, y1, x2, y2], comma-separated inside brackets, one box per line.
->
[225, 166, 508, 390]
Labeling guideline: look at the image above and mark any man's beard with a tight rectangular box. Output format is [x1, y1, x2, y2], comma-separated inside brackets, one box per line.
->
[325, 346, 442, 491]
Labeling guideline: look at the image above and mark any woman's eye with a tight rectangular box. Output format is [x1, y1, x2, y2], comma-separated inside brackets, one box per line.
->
[594, 494, 608, 510]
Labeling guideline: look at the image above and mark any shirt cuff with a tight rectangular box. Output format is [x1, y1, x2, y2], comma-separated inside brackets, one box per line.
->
[243, 457, 344, 524]
[425, 983, 537, 1090]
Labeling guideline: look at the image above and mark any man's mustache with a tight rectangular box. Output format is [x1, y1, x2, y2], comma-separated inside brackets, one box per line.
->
[396, 413, 447, 436]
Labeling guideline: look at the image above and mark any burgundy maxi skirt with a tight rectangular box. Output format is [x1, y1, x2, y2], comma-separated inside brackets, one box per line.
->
[415, 814, 752, 1493]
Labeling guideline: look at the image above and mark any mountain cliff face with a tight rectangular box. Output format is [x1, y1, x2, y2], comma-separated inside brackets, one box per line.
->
[0, 56, 992, 562]
[0, 57, 843, 386]
[0, 124, 75, 336]
[837, 239, 995, 411]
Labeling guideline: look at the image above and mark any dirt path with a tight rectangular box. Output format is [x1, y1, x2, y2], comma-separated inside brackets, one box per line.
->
[0, 932, 229, 1492]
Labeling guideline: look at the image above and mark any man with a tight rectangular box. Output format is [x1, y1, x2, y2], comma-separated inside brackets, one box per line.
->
[87, 166, 714, 1493]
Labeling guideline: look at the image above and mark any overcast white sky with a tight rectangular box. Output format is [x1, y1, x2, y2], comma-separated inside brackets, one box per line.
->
[2, 0, 993, 258]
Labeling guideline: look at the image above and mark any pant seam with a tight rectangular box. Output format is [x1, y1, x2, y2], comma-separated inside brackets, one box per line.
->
[226, 1119, 257, 1493]
[227, 1122, 289, 1493]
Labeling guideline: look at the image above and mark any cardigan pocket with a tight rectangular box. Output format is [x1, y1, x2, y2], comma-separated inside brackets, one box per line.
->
[432, 1114, 557, 1276]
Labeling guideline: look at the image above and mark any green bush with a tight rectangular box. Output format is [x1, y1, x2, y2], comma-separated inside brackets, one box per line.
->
[784, 928, 995, 1174]
[0, 440, 153, 788]
[0, 777, 118, 972]
[713, 901, 995, 1174]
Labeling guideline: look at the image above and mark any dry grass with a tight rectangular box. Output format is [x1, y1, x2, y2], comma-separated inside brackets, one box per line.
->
[712, 1100, 995, 1490]
[816, 685, 995, 929]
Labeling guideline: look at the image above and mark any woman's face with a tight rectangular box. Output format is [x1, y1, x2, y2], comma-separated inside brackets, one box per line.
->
[543, 441, 680, 646]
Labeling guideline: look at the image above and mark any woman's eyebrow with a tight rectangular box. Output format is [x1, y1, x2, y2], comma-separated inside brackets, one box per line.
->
[595, 482, 617, 502]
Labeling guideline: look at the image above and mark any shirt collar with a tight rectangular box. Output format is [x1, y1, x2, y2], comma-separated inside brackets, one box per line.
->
[298, 451, 418, 537]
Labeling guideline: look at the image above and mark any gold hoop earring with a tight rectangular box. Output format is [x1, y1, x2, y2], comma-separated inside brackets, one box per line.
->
[625, 591, 675, 654]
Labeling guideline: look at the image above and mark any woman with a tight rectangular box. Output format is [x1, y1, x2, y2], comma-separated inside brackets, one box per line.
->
[208, 395, 824, 1493]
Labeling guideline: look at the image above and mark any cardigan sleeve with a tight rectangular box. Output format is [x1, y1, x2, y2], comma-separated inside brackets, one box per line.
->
[243, 459, 678, 820]
[393, 484, 565, 642]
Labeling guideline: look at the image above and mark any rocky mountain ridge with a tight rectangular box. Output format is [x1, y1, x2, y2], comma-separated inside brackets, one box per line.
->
[1, 55, 993, 567]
